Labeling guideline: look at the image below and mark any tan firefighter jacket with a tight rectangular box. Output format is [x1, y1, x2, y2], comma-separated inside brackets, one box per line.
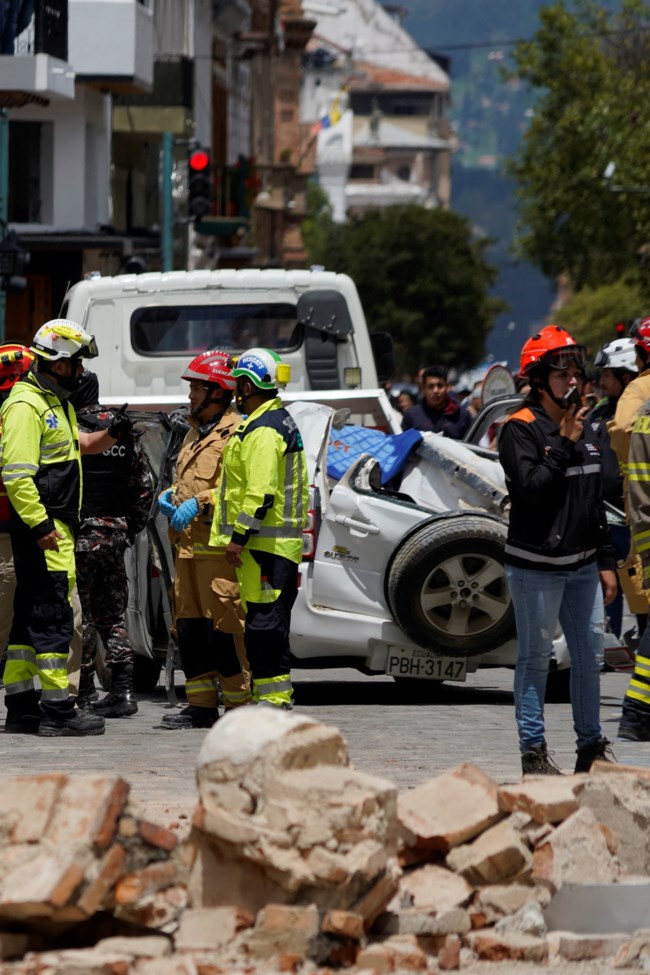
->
[170, 407, 239, 559]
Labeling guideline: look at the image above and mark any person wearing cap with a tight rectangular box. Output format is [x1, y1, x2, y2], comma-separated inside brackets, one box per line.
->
[157, 351, 251, 729]
[498, 325, 617, 775]
[0, 344, 34, 667]
[209, 348, 308, 710]
[0, 320, 132, 737]
[70, 370, 154, 717]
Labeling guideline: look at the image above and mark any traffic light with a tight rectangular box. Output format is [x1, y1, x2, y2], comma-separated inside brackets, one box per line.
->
[615, 321, 627, 338]
[0, 232, 30, 292]
[188, 147, 212, 220]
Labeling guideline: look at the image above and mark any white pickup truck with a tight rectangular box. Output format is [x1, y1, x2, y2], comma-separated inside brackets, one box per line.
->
[60, 268, 395, 407]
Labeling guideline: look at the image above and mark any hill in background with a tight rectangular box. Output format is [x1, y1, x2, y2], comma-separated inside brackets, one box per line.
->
[396, 1, 577, 368]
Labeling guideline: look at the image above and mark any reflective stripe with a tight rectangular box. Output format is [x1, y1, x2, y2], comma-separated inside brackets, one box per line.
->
[1, 462, 39, 473]
[6, 648, 35, 662]
[40, 688, 70, 701]
[626, 686, 650, 704]
[186, 679, 216, 693]
[505, 544, 597, 566]
[254, 677, 293, 696]
[41, 439, 71, 453]
[237, 512, 259, 529]
[565, 464, 601, 477]
[222, 688, 253, 704]
[36, 655, 69, 671]
[4, 678, 36, 695]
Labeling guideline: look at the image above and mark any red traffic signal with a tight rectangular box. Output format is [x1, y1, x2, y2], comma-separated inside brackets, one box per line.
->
[188, 147, 212, 220]
[615, 321, 627, 337]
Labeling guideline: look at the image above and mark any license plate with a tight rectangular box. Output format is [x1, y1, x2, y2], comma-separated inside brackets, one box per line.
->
[386, 646, 467, 682]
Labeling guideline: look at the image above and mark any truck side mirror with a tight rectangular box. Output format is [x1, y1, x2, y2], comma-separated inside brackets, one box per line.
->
[370, 331, 396, 384]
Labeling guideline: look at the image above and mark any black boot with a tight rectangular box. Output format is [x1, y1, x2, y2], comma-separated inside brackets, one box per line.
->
[521, 743, 563, 775]
[77, 672, 99, 710]
[574, 737, 616, 773]
[618, 702, 650, 741]
[160, 705, 219, 729]
[4, 689, 42, 734]
[39, 707, 105, 737]
[94, 663, 138, 718]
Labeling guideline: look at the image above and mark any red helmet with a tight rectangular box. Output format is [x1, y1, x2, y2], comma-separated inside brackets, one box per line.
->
[630, 317, 650, 355]
[0, 343, 34, 393]
[519, 325, 587, 378]
[181, 350, 236, 390]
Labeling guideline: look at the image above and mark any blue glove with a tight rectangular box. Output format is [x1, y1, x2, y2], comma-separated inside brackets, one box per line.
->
[158, 488, 177, 519]
[170, 497, 200, 531]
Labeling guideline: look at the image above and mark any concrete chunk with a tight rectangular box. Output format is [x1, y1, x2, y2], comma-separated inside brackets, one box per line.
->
[398, 764, 502, 859]
[498, 776, 583, 824]
[465, 929, 548, 962]
[532, 807, 619, 889]
[446, 816, 532, 885]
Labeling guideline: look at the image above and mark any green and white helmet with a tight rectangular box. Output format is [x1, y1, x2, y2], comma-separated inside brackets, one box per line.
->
[231, 347, 290, 389]
[31, 319, 98, 361]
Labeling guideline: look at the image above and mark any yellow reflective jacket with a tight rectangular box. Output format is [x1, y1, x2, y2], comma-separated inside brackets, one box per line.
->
[0, 372, 82, 537]
[210, 397, 308, 564]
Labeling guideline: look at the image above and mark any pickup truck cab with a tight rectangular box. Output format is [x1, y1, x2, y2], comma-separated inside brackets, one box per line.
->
[61, 268, 395, 408]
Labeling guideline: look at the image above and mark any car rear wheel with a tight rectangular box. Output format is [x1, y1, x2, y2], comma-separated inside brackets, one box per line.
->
[387, 516, 515, 655]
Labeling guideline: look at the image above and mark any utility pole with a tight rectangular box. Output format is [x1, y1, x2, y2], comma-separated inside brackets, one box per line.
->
[161, 132, 174, 272]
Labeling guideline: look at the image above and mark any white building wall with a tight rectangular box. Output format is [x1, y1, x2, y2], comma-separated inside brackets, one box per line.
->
[193, 0, 213, 148]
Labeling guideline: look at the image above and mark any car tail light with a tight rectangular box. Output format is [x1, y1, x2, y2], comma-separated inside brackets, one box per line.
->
[302, 484, 322, 561]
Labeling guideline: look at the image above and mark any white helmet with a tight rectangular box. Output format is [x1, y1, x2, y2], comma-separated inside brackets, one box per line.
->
[231, 347, 290, 389]
[593, 337, 638, 374]
[30, 319, 98, 361]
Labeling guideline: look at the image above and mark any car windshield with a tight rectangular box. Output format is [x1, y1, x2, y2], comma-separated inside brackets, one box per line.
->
[131, 303, 300, 356]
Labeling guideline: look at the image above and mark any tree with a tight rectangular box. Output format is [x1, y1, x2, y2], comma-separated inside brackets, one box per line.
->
[302, 203, 505, 375]
[508, 0, 650, 292]
[553, 275, 648, 351]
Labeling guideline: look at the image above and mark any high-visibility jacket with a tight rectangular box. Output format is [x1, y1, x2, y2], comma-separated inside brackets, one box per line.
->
[0, 372, 82, 536]
[210, 397, 308, 565]
[172, 408, 240, 559]
[608, 369, 650, 498]
[627, 404, 650, 589]
[0, 413, 9, 534]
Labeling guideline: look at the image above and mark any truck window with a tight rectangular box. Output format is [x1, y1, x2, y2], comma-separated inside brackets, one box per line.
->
[130, 303, 300, 356]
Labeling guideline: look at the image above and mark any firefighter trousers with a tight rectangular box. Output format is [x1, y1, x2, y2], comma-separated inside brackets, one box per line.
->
[237, 549, 298, 709]
[173, 555, 251, 710]
[4, 514, 75, 718]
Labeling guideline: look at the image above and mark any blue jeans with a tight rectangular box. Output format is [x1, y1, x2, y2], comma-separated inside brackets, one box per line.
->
[506, 562, 603, 752]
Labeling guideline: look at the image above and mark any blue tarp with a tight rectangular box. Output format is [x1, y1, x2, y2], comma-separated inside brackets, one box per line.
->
[327, 425, 423, 485]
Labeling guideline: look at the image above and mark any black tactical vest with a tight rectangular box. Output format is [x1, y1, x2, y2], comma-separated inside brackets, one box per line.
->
[77, 407, 135, 519]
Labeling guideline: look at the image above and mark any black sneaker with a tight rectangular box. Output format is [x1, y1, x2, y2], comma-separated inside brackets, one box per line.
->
[93, 690, 138, 718]
[39, 709, 106, 737]
[574, 737, 616, 773]
[618, 705, 650, 741]
[521, 743, 563, 775]
[4, 712, 41, 735]
[160, 705, 219, 730]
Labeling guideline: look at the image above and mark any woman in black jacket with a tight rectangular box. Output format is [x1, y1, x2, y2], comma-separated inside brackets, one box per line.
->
[498, 325, 617, 775]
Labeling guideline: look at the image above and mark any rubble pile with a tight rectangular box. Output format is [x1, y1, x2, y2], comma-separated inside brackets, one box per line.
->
[0, 709, 649, 973]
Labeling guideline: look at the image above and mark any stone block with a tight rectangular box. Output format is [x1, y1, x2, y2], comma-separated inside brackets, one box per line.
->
[446, 816, 532, 885]
[398, 764, 502, 860]
[356, 934, 428, 971]
[497, 776, 583, 824]
[78, 843, 126, 917]
[465, 930, 548, 962]
[579, 771, 650, 875]
[438, 933, 461, 970]
[352, 872, 400, 928]
[114, 861, 180, 906]
[374, 906, 471, 937]
[473, 884, 547, 922]
[394, 864, 473, 913]
[45, 776, 130, 851]
[0, 774, 66, 845]
[95, 936, 172, 958]
[245, 903, 320, 960]
[532, 806, 619, 888]
[546, 931, 630, 960]
[0, 853, 84, 920]
[321, 909, 365, 940]
[175, 907, 254, 951]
